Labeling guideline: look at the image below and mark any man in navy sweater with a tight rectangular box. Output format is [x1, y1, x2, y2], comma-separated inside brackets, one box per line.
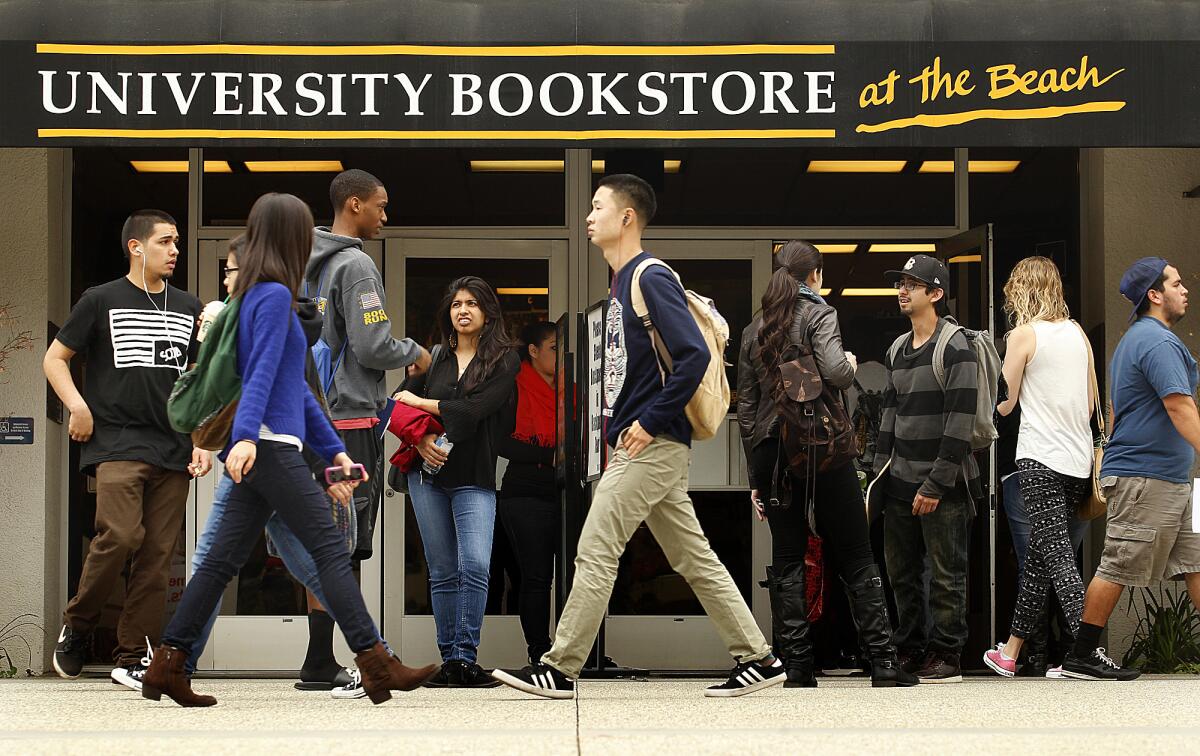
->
[494, 174, 783, 699]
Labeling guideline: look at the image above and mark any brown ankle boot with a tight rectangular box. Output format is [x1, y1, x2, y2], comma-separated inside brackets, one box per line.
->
[141, 645, 217, 707]
[353, 643, 437, 704]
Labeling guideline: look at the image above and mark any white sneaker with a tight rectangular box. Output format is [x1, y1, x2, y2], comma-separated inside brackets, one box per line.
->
[331, 668, 367, 699]
[1045, 665, 1066, 679]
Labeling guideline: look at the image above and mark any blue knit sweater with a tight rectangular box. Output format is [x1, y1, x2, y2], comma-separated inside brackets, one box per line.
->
[226, 282, 346, 462]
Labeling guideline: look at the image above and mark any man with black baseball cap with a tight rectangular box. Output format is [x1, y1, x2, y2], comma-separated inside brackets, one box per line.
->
[873, 254, 979, 683]
[1062, 257, 1199, 681]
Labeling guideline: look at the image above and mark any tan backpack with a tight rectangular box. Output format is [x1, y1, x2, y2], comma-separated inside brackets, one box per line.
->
[630, 258, 731, 441]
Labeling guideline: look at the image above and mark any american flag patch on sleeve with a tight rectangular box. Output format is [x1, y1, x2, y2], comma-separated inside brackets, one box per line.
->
[360, 291, 383, 310]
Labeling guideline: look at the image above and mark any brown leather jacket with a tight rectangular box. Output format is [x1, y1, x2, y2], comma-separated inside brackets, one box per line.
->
[737, 290, 855, 486]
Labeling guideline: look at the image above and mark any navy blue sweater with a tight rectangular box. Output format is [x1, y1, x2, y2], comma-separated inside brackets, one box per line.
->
[604, 253, 707, 447]
[226, 282, 346, 463]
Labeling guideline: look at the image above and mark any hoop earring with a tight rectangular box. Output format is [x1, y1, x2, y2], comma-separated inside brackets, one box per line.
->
[449, 332, 458, 348]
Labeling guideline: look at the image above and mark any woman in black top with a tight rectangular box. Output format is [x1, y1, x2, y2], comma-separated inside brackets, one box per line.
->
[497, 321, 559, 665]
[394, 276, 519, 687]
[738, 240, 917, 689]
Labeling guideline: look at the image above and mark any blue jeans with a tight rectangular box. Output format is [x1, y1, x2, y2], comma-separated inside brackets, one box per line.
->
[175, 445, 375, 670]
[1002, 474, 1088, 578]
[407, 472, 496, 664]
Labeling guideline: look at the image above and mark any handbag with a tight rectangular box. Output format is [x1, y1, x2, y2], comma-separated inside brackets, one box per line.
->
[1074, 321, 1108, 521]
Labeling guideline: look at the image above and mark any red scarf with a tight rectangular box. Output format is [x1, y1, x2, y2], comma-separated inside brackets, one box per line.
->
[512, 360, 555, 448]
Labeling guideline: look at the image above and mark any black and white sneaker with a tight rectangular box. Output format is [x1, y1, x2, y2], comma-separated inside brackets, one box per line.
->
[110, 639, 153, 691]
[491, 663, 575, 699]
[52, 624, 87, 679]
[704, 656, 786, 697]
[331, 668, 367, 700]
[1061, 647, 1142, 681]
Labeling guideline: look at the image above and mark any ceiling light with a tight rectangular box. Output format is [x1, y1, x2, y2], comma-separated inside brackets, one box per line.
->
[949, 254, 982, 263]
[130, 160, 232, 173]
[471, 160, 565, 172]
[918, 160, 1021, 173]
[868, 243, 938, 254]
[591, 160, 682, 174]
[819, 288, 833, 296]
[815, 244, 859, 254]
[496, 287, 549, 296]
[807, 160, 906, 173]
[841, 288, 902, 297]
[243, 160, 344, 172]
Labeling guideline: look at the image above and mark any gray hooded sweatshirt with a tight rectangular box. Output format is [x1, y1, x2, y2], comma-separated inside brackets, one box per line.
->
[304, 227, 422, 420]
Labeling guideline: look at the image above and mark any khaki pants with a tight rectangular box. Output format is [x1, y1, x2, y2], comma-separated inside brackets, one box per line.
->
[64, 461, 189, 666]
[543, 436, 769, 677]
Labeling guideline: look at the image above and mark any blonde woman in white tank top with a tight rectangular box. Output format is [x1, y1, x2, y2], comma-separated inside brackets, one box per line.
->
[984, 257, 1096, 678]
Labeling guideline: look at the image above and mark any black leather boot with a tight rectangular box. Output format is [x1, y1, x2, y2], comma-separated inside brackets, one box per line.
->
[843, 564, 919, 688]
[770, 562, 817, 688]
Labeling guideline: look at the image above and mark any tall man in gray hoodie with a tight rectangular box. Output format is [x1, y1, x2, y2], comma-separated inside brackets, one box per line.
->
[297, 169, 430, 688]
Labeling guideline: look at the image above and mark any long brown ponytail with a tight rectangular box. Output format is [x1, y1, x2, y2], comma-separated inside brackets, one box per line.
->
[759, 240, 823, 396]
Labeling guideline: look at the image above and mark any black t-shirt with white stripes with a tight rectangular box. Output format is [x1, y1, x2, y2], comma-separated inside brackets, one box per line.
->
[57, 277, 201, 473]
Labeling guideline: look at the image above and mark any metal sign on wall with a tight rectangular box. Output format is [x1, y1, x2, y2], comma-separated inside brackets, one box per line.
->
[3, 41, 1199, 146]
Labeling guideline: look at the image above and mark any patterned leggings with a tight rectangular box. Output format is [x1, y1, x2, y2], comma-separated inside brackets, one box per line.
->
[1010, 459, 1091, 638]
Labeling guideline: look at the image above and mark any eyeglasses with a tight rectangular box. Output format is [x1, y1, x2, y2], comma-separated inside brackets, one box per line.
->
[223, 266, 238, 276]
[893, 280, 924, 292]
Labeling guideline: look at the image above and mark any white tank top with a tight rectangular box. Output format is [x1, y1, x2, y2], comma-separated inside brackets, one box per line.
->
[1015, 320, 1093, 478]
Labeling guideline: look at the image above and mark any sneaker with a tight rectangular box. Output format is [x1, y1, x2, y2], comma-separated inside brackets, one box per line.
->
[111, 642, 153, 691]
[898, 649, 927, 676]
[491, 662, 576, 700]
[422, 662, 458, 688]
[983, 643, 1017, 678]
[331, 668, 367, 700]
[52, 624, 88, 679]
[1061, 647, 1141, 681]
[704, 656, 786, 698]
[916, 652, 963, 684]
[1045, 665, 1066, 679]
[456, 662, 502, 688]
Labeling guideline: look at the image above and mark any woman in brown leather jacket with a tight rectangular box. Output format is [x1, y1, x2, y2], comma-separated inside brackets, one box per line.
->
[738, 240, 917, 689]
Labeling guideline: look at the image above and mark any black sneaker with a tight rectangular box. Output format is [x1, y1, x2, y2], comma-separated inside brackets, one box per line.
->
[110, 637, 154, 691]
[491, 662, 576, 699]
[422, 662, 459, 688]
[52, 624, 87, 679]
[916, 652, 963, 684]
[898, 649, 927, 676]
[704, 656, 786, 697]
[1061, 647, 1142, 681]
[456, 662, 502, 688]
[331, 668, 367, 700]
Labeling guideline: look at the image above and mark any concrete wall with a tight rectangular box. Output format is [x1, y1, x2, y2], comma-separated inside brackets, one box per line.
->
[1096, 148, 1200, 659]
[0, 148, 67, 675]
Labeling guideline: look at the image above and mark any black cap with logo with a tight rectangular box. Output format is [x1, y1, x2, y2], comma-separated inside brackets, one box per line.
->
[884, 254, 950, 290]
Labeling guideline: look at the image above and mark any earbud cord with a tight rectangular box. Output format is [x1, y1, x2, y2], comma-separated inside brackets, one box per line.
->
[140, 252, 185, 376]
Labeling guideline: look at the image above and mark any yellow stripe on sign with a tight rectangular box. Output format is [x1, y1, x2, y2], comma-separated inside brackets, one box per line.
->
[856, 101, 1126, 133]
[37, 128, 837, 140]
[36, 43, 835, 57]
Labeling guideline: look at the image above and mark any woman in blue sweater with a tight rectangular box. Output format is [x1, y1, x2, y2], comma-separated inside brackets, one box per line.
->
[142, 193, 435, 707]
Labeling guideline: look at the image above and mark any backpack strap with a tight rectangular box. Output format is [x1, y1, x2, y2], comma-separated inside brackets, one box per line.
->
[931, 318, 964, 391]
[886, 333, 910, 369]
[308, 259, 348, 394]
[629, 257, 680, 382]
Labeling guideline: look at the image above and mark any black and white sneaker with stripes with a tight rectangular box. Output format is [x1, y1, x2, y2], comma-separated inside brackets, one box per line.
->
[491, 662, 575, 699]
[110, 640, 154, 691]
[704, 656, 786, 697]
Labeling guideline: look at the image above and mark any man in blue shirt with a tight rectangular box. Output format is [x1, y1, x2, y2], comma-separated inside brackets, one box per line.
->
[492, 174, 784, 700]
[1063, 258, 1199, 681]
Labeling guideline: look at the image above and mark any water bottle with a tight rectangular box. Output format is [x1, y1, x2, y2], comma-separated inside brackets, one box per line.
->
[421, 433, 454, 475]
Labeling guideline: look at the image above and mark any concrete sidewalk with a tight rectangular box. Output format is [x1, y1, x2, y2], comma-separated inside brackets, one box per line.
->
[2, 675, 1199, 754]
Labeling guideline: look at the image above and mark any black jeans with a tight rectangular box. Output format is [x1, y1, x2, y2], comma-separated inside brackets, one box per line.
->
[883, 490, 971, 654]
[163, 441, 380, 655]
[341, 427, 383, 562]
[760, 456, 877, 581]
[498, 495, 560, 661]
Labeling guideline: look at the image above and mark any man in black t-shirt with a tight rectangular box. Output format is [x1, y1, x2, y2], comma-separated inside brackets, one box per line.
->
[45, 209, 210, 690]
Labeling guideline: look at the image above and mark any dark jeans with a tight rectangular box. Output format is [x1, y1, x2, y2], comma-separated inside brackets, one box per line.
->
[756, 445, 875, 580]
[883, 490, 972, 654]
[163, 442, 379, 656]
[341, 426, 383, 562]
[498, 494, 560, 661]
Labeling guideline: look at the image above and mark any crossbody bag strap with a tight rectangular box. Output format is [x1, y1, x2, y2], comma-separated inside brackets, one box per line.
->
[1072, 319, 1107, 442]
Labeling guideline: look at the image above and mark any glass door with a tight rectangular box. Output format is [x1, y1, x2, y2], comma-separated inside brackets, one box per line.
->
[189, 236, 384, 671]
[935, 224, 998, 663]
[381, 238, 569, 669]
[599, 239, 774, 669]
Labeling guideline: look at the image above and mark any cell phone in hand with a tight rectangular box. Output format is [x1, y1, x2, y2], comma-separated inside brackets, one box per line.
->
[325, 463, 366, 485]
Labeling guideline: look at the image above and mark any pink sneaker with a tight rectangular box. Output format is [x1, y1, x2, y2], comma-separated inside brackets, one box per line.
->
[983, 644, 1017, 677]
[1045, 666, 1065, 679]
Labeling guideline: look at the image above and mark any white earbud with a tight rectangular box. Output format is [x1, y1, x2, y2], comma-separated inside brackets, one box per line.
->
[133, 245, 144, 256]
